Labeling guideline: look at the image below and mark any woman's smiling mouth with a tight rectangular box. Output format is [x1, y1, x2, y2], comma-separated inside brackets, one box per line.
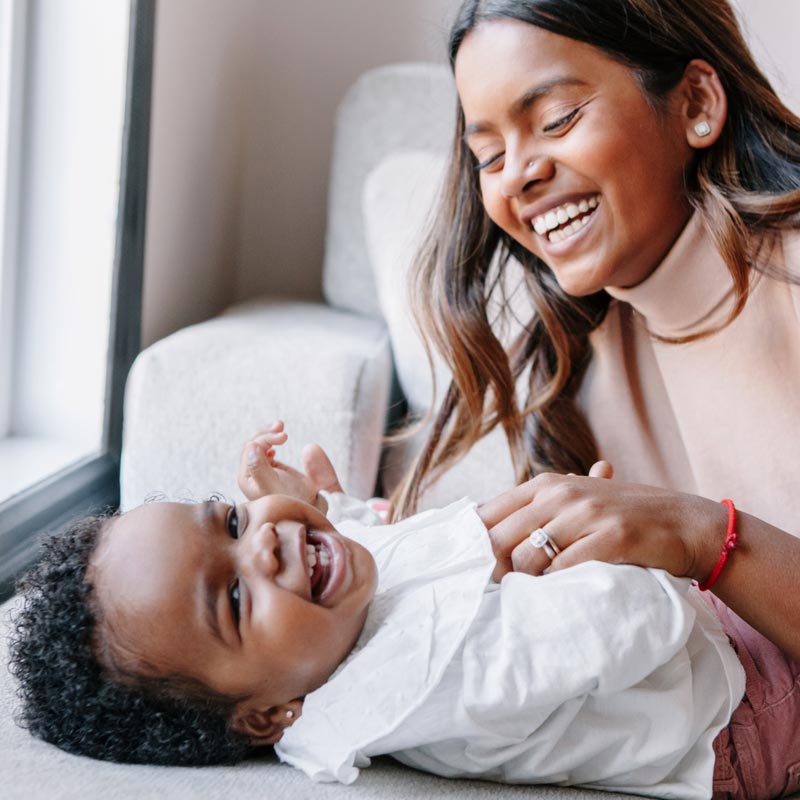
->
[531, 194, 601, 243]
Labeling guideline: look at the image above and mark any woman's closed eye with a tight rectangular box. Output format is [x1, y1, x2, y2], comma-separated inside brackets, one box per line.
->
[542, 107, 580, 134]
[475, 152, 504, 172]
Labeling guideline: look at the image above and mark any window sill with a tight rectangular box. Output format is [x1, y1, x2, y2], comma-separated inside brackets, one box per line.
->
[0, 435, 98, 505]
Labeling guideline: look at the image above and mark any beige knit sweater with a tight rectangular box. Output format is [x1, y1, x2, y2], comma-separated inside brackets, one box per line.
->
[579, 214, 800, 536]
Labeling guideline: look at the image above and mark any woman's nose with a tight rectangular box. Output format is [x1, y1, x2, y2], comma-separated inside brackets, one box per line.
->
[501, 153, 554, 198]
[237, 522, 280, 578]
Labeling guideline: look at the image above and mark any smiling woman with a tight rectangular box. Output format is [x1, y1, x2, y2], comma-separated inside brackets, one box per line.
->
[389, 2, 800, 795]
[392, 0, 800, 512]
[456, 19, 701, 296]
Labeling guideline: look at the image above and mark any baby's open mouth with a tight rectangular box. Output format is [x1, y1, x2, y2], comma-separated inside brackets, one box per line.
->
[531, 194, 600, 243]
[306, 533, 332, 601]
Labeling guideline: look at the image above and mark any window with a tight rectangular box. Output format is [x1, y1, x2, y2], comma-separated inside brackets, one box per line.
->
[0, 0, 155, 599]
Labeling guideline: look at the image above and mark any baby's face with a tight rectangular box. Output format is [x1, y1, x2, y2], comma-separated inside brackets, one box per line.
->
[91, 494, 377, 728]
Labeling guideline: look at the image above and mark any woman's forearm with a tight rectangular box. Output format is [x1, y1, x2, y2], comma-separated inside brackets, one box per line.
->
[709, 510, 800, 661]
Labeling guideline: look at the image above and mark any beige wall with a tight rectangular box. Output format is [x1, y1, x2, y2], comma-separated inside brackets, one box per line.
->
[141, 1, 251, 346]
[735, 0, 800, 112]
[141, 0, 800, 348]
[141, 0, 457, 347]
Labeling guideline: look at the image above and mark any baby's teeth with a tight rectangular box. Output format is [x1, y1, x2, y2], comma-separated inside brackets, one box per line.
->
[319, 549, 331, 567]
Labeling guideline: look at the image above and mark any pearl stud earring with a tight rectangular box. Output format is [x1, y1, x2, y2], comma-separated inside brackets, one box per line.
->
[694, 120, 712, 137]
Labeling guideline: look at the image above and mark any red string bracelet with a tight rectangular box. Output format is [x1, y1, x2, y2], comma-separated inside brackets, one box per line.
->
[698, 499, 738, 592]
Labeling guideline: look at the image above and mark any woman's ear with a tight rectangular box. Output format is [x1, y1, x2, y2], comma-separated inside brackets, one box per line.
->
[230, 698, 304, 745]
[677, 59, 728, 149]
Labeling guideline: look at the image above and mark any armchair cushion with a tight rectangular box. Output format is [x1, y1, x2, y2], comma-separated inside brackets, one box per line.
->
[121, 300, 392, 510]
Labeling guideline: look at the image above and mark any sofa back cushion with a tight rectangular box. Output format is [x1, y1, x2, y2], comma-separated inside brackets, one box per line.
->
[363, 149, 537, 507]
[322, 63, 455, 318]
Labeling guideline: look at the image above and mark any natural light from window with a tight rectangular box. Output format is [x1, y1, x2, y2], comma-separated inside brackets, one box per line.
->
[0, 0, 130, 505]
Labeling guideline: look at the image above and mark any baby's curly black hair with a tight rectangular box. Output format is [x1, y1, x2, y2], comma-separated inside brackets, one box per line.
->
[8, 513, 255, 766]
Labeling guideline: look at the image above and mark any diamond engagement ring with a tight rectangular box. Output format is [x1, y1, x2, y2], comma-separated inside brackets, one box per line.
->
[528, 527, 561, 560]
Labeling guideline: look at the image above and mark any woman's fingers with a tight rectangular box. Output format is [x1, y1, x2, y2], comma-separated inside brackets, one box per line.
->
[546, 531, 625, 573]
[506, 528, 559, 579]
[484, 467, 705, 581]
[491, 498, 588, 580]
[477, 476, 543, 530]
[479, 461, 615, 530]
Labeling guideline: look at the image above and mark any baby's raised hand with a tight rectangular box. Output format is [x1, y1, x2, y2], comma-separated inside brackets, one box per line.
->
[237, 421, 343, 513]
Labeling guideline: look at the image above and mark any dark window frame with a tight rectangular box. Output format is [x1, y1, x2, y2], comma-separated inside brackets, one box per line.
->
[0, 0, 155, 600]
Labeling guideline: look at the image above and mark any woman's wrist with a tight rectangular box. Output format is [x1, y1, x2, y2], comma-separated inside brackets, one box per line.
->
[686, 495, 732, 583]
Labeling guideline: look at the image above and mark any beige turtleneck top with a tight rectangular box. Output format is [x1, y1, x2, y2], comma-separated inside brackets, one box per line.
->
[579, 214, 800, 536]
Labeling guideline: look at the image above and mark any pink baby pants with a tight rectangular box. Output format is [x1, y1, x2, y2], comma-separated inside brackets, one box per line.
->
[709, 596, 800, 799]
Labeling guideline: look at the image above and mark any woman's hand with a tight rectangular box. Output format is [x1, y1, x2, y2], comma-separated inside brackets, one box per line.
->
[237, 420, 344, 513]
[478, 464, 727, 583]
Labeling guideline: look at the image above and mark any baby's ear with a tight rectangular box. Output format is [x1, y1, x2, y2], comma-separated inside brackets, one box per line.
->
[231, 698, 304, 745]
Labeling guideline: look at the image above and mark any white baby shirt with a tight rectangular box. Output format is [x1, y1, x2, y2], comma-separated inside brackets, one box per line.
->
[275, 497, 745, 800]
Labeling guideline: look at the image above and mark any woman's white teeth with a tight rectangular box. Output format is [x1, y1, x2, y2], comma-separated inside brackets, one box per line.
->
[547, 214, 592, 242]
[532, 195, 599, 239]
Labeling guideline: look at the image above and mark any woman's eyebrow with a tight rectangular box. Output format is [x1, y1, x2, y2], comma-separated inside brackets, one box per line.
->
[463, 76, 588, 140]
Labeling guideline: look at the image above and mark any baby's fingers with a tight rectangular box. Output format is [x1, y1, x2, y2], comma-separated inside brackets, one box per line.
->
[254, 430, 288, 449]
[238, 442, 280, 500]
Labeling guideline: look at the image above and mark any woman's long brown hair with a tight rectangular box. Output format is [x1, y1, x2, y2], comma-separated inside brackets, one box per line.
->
[390, 0, 800, 519]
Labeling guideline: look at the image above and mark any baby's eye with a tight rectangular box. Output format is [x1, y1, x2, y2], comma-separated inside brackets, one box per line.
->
[227, 506, 240, 539]
[229, 581, 241, 626]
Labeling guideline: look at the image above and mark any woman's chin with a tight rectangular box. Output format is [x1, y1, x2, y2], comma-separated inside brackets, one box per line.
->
[550, 267, 607, 298]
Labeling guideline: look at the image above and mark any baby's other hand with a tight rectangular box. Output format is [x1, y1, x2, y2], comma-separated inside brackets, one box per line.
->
[301, 443, 344, 495]
[237, 421, 343, 513]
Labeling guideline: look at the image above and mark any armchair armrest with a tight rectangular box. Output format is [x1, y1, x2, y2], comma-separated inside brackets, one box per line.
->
[120, 299, 392, 510]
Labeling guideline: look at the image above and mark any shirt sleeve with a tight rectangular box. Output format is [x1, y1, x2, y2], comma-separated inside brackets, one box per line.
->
[461, 562, 695, 722]
[320, 490, 385, 527]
